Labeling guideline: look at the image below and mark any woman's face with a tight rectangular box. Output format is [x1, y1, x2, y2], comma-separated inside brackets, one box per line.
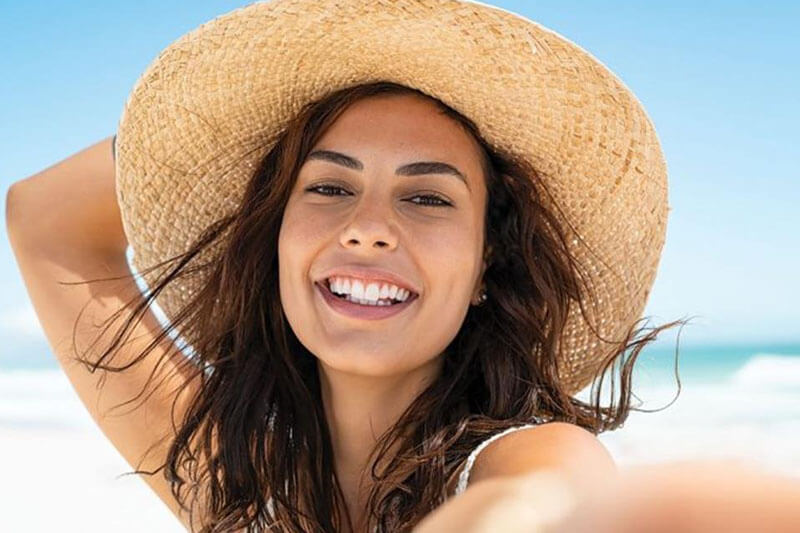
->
[278, 93, 488, 378]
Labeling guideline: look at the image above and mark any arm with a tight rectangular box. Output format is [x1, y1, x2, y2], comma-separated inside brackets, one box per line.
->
[6, 137, 203, 529]
[416, 432, 800, 533]
[415, 468, 585, 533]
[8, 136, 128, 256]
[561, 460, 800, 533]
[414, 422, 616, 532]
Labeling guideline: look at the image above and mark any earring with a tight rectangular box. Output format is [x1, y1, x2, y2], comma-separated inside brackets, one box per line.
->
[475, 289, 488, 306]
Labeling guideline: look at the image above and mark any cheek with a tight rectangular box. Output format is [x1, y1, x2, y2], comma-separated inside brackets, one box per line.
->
[279, 203, 338, 272]
[278, 207, 325, 298]
[281, 203, 329, 245]
[417, 223, 482, 272]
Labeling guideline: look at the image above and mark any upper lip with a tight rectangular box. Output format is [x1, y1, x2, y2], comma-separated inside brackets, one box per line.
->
[316, 265, 420, 295]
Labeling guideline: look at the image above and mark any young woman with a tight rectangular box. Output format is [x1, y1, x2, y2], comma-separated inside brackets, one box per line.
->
[8, 1, 799, 532]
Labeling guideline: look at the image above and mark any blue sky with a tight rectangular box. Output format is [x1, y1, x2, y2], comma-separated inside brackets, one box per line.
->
[1, 0, 798, 364]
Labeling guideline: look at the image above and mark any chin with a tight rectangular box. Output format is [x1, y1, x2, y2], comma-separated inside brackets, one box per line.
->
[316, 350, 417, 378]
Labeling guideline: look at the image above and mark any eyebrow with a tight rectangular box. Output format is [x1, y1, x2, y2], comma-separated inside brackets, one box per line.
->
[305, 149, 470, 190]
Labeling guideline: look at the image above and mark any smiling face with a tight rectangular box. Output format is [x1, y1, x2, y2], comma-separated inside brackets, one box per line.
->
[278, 92, 489, 378]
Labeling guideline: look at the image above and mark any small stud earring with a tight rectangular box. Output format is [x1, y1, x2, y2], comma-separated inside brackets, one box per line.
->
[475, 289, 488, 305]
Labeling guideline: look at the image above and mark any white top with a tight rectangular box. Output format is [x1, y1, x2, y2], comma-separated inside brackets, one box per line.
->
[452, 423, 540, 497]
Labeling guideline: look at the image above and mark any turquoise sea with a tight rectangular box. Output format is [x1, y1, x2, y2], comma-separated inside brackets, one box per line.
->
[630, 342, 800, 384]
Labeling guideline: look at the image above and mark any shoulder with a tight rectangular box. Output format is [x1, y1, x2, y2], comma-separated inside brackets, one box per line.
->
[467, 422, 616, 489]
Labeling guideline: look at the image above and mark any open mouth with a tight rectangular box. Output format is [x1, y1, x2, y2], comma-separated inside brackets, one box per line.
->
[317, 280, 418, 307]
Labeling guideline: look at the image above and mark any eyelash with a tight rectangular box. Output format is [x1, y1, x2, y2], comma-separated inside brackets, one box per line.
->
[305, 184, 453, 207]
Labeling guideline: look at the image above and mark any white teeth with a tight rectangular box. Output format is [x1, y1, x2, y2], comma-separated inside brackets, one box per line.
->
[351, 280, 365, 299]
[364, 283, 380, 301]
[326, 275, 414, 304]
[342, 295, 392, 306]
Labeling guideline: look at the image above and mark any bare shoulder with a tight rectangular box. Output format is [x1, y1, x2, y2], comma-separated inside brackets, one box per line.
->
[468, 422, 617, 490]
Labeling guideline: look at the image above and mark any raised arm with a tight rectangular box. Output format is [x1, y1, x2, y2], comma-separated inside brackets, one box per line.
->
[5, 136, 202, 529]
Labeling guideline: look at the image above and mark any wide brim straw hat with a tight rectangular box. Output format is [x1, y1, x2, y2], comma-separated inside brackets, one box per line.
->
[113, 0, 669, 396]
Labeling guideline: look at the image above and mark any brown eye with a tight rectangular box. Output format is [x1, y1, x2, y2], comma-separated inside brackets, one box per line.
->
[306, 184, 351, 196]
[305, 184, 452, 208]
[406, 194, 452, 207]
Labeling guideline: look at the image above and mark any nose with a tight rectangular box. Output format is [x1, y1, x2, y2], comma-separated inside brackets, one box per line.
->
[338, 200, 399, 251]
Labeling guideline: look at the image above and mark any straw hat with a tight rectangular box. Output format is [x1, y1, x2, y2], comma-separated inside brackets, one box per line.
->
[113, 0, 669, 395]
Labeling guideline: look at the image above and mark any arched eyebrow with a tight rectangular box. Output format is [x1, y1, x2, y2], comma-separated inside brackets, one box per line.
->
[305, 149, 470, 191]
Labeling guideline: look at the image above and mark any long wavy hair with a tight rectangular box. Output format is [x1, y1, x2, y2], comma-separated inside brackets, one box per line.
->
[74, 81, 690, 532]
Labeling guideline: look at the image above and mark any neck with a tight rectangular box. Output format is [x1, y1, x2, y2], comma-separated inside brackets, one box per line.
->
[317, 357, 443, 491]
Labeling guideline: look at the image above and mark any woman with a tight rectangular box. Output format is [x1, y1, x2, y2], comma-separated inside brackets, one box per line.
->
[15, 79, 647, 531]
[9, 1, 797, 532]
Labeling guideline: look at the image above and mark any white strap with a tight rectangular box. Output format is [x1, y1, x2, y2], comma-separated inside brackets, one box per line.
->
[453, 423, 540, 497]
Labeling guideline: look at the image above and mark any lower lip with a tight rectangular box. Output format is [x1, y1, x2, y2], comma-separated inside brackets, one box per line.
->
[315, 281, 418, 320]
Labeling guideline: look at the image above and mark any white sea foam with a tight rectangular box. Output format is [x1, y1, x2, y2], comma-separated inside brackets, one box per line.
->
[594, 354, 800, 479]
[729, 353, 800, 388]
[0, 369, 93, 430]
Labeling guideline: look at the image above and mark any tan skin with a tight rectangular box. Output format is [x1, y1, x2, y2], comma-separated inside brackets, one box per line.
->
[10, 96, 799, 533]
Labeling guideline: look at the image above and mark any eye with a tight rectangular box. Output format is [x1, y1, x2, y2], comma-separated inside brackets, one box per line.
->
[305, 184, 351, 197]
[305, 183, 452, 208]
[405, 194, 452, 208]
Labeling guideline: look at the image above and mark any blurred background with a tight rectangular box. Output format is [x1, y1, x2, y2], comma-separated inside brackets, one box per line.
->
[1, 1, 798, 531]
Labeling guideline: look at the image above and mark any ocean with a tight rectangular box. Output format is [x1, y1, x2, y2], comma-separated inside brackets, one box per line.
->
[585, 342, 800, 478]
[1, 342, 798, 531]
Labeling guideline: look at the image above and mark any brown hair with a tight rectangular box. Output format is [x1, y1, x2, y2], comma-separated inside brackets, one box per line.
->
[74, 81, 690, 532]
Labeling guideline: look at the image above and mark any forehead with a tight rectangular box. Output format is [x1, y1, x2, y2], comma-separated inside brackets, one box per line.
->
[313, 93, 485, 171]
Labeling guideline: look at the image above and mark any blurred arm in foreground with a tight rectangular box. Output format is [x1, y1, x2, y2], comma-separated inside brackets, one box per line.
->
[415, 460, 800, 533]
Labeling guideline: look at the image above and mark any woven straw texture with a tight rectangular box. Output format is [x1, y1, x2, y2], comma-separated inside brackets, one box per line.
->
[113, 0, 669, 396]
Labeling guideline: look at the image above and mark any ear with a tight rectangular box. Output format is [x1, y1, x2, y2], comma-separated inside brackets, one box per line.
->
[472, 243, 492, 303]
